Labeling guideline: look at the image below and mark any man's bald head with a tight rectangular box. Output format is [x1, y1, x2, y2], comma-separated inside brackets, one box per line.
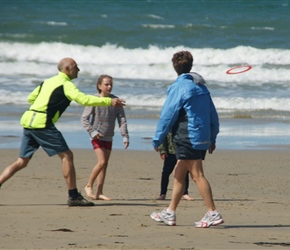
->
[57, 58, 75, 71]
[57, 58, 79, 80]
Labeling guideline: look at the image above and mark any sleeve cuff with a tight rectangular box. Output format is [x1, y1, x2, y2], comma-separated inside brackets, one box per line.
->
[90, 130, 99, 139]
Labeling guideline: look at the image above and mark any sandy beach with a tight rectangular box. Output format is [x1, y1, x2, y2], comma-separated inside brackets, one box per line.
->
[0, 148, 289, 250]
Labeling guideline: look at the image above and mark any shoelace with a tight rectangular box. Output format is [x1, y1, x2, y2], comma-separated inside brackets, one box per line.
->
[201, 213, 210, 221]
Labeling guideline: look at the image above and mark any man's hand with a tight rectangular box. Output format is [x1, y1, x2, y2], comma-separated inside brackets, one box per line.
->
[208, 143, 216, 154]
[111, 98, 125, 107]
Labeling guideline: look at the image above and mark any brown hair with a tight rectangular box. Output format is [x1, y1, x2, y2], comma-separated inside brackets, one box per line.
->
[96, 74, 113, 93]
[171, 51, 193, 75]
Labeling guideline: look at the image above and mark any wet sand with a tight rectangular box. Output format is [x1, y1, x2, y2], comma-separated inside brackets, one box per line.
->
[0, 148, 289, 249]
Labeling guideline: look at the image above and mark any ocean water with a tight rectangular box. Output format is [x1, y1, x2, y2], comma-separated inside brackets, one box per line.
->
[1, 0, 290, 150]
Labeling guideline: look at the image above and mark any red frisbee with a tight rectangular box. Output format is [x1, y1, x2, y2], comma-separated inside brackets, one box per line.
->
[226, 65, 252, 74]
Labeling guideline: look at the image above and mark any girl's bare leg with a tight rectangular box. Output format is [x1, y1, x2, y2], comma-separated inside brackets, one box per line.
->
[96, 167, 111, 200]
[84, 186, 97, 200]
[183, 194, 194, 201]
[96, 148, 111, 200]
[84, 147, 107, 200]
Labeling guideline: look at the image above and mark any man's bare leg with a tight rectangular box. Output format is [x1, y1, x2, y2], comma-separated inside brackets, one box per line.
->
[188, 159, 216, 212]
[58, 150, 77, 190]
[167, 160, 188, 212]
[0, 157, 30, 185]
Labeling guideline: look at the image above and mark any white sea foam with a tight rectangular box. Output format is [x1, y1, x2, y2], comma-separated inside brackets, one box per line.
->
[34, 19, 68, 26]
[214, 97, 290, 112]
[2, 89, 290, 115]
[147, 14, 164, 20]
[1, 42, 290, 117]
[0, 42, 290, 84]
[45, 21, 68, 26]
[251, 26, 275, 31]
[141, 24, 175, 29]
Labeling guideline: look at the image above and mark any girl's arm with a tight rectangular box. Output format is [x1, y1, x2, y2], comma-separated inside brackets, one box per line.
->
[116, 107, 129, 147]
[81, 106, 97, 139]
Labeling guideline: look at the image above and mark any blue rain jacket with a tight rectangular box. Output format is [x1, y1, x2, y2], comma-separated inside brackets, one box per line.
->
[152, 73, 219, 150]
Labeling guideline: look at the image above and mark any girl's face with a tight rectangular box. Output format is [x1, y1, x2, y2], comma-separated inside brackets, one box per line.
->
[98, 77, 113, 97]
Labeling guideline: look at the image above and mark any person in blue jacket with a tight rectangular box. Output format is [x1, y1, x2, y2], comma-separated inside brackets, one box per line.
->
[150, 51, 223, 228]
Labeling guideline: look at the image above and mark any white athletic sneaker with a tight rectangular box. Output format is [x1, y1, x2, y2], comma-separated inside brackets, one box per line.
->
[150, 211, 163, 222]
[195, 211, 224, 228]
[150, 208, 176, 226]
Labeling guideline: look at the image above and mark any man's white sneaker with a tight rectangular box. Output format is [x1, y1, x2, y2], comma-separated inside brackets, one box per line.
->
[150, 211, 163, 222]
[150, 208, 176, 226]
[195, 211, 223, 228]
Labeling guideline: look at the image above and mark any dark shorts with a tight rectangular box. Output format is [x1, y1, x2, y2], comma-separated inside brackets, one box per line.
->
[175, 143, 206, 160]
[19, 126, 69, 158]
[91, 139, 112, 150]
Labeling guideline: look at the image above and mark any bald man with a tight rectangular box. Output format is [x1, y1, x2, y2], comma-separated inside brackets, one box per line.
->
[0, 58, 125, 206]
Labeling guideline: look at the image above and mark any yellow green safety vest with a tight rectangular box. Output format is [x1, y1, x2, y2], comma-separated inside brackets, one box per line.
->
[20, 72, 112, 129]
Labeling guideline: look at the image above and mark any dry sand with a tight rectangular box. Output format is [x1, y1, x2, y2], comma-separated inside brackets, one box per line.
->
[0, 148, 289, 249]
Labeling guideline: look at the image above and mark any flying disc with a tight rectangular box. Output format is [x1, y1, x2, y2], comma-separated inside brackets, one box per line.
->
[226, 65, 252, 74]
